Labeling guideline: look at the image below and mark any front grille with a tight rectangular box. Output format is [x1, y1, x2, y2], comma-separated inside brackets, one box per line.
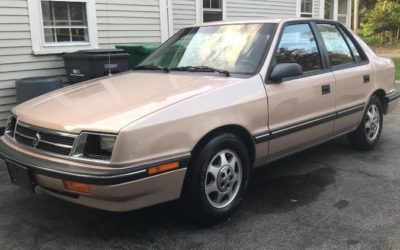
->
[14, 122, 77, 156]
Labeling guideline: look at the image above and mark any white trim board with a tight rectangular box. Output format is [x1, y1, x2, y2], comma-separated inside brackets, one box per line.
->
[159, 0, 174, 42]
[320, 0, 325, 18]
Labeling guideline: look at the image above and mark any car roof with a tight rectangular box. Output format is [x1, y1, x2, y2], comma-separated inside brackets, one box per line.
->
[189, 18, 336, 27]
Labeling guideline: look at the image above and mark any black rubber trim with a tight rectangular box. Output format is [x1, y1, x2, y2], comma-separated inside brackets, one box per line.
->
[0, 139, 190, 185]
[270, 113, 336, 139]
[386, 90, 400, 103]
[253, 103, 365, 143]
[335, 104, 365, 119]
[254, 132, 271, 144]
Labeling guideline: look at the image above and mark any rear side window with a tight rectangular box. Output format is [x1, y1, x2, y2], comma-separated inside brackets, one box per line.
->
[317, 24, 354, 66]
[276, 24, 322, 72]
[339, 27, 362, 62]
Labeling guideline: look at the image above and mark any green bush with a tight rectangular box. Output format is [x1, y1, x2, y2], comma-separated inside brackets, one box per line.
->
[393, 58, 400, 80]
[362, 0, 400, 46]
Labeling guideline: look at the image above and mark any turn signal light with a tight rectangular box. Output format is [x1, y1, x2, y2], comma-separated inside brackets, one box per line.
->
[148, 162, 179, 175]
[63, 180, 92, 194]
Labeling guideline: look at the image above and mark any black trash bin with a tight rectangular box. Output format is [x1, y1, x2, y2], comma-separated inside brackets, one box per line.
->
[15, 77, 63, 104]
[63, 49, 129, 83]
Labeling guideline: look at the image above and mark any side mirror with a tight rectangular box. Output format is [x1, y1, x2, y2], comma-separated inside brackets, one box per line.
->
[269, 63, 303, 82]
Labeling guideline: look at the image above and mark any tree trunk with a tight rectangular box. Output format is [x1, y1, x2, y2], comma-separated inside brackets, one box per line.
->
[353, 0, 360, 33]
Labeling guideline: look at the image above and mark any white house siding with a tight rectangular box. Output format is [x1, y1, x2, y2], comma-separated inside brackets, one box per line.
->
[0, 0, 66, 127]
[172, 0, 197, 33]
[96, 0, 161, 47]
[314, 0, 321, 18]
[0, 0, 163, 127]
[226, 0, 297, 20]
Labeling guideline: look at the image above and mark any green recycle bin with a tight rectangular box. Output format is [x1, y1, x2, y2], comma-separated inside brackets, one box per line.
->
[116, 43, 161, 69]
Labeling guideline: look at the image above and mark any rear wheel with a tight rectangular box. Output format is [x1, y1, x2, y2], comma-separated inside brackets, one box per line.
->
[348, 95, 383, 150]
[181, 133, 250, 225]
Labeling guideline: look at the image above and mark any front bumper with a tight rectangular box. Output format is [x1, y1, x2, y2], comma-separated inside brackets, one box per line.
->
[0, 139, 190, 212]
[385, 90, 400, 114]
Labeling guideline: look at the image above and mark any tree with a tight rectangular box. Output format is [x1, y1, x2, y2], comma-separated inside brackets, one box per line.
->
[362, 0, 400, 45]
[354, 0, 377, 33]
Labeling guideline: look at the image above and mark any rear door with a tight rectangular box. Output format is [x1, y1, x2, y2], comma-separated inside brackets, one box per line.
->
[265, 22, 336, 159]
[315, 23, 373, 133]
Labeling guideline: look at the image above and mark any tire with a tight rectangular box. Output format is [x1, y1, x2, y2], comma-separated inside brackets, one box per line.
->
[181, 133, 250, 225]
[348, 95, 383, 151]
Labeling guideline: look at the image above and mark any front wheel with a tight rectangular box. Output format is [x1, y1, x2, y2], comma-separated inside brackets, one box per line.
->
[348, 95, 383, 150]
[181, 133, 250, 225]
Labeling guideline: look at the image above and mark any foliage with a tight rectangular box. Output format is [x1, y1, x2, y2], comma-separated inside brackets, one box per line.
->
[393, 58, 400, 80]
[360, 0, 400, 45]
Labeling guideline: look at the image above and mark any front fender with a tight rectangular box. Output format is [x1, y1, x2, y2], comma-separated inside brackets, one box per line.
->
[111, 75, 269, 166]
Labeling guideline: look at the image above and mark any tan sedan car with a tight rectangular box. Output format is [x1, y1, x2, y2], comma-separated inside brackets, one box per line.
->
[1, 19, 399, 224]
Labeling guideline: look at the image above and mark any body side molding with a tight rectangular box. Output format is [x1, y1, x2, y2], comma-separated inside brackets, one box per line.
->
[253, 103, 365, 144]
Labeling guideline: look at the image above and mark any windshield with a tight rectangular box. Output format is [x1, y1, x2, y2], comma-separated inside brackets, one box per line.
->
[140, 23, 276, 75]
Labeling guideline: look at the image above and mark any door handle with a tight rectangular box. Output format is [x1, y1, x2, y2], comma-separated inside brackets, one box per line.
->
[363, 74, 370, 83]
[321, 84, 331, 95]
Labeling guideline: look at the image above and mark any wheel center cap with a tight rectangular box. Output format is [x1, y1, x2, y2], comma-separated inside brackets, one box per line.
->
[217, 165, 234, 192]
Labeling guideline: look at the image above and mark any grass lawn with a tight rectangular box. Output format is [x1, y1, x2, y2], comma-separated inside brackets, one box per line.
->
[393, 58, 400, 81]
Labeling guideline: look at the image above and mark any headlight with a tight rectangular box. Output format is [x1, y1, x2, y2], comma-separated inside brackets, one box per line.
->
[5, 113, 17, 137]
[71, 132, 117, 161]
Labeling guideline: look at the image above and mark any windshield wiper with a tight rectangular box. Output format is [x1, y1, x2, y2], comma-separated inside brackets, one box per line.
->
[169, 66, 230, 77]
[133, 65, 169, 73]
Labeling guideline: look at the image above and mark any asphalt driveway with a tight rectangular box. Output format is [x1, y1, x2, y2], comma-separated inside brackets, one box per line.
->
[1, 106, 400, 250]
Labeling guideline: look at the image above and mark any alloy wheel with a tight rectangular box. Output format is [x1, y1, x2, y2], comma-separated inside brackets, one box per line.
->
[365, 104, 380, 141]
[204, 149, 242, 209]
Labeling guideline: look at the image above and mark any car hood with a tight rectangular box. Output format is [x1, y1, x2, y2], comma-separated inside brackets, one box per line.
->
[13, 71, 243, 134]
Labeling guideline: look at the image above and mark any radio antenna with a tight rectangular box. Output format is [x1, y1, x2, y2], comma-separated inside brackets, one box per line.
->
[107, 0, 111, 76]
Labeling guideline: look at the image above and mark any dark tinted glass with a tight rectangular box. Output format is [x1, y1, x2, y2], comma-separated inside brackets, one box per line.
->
[203, 11, 223, 22]
[301, 0, 312, 13]
[203, 0, 211, 8]
[276, 24, 321, 72]
[69, 2, 87, 26]
[317, 24, 354, 66]
[211, 0, 221, 8]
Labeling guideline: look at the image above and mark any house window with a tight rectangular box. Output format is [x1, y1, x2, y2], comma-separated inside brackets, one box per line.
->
[41, 1, 88, 43]
[203, 0, 223, 22]
[300, 0, 313, 17]
[27, 0, 98, 54]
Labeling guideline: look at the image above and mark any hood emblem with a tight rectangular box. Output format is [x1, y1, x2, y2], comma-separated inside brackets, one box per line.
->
[33, 132, 41, 148]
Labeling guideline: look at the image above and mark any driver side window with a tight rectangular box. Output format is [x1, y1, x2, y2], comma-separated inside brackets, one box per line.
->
[276, 24, 322, 72]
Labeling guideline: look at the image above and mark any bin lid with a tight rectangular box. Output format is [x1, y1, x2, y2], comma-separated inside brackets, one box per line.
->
[115, 43, 161, 53]
[65, 49, 127, 55]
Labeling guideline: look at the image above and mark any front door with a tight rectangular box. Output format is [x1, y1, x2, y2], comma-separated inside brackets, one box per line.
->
[265, 23, 336, 159]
